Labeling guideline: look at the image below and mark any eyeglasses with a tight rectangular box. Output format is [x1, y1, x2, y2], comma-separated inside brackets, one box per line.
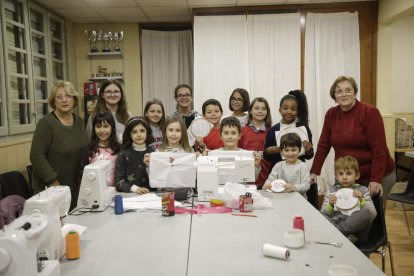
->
[104, 90, 121, 95]
[55, 94, 74, 101]
[334, 88, 354, 96]
[176, 93, 192, 99]
[231, 97, 243, 103]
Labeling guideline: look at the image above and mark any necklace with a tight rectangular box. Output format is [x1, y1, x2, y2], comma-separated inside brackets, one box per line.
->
[98, 141, 109, 147]
[55, 111, 73, 126]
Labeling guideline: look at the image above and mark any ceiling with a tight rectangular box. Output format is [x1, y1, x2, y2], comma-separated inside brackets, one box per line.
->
[33, 0, 375, 23]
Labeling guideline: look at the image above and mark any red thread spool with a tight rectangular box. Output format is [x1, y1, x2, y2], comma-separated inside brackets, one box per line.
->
[293, 216, 305, 240]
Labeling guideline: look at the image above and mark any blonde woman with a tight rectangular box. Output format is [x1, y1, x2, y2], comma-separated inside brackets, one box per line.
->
[30, 80, 86, 210]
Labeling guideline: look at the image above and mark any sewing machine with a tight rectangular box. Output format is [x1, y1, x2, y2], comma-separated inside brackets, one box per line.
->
[77, 159, 115, 211]
[23, 186, 71, 220]
[197, 151, 256, 201]
[23, 186, 71, 260]
[207, 150, 256, 184]
[0, 214, 60, 276]
[197, 156, 219, 201]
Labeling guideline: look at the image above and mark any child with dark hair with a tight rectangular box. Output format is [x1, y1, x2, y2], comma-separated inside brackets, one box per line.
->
[210, 116, 261, 178]
[225, 88, 250, 127]
[169, 84, 202, 129]
[196, 99, 224, 152]
[263, 132, 310, 198]
[78, 111, 121, 187]
[86, 79, 131, 142]
[264, 90, 313, 170]
[114, 116, 155, 194]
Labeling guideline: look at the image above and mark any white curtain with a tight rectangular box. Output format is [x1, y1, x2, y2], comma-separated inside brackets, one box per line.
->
[194, 14, 300, 118]
[193, 15, 249, 114]
[141, 30, 193, 116]
[304, 12, 360, 194]
[247, 13, 301, 121]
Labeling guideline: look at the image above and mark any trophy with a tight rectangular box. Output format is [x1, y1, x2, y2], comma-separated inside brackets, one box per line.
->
[85, 30, 98, 53]
[113, 31, 123, 52]
[102, 32, 112, 52]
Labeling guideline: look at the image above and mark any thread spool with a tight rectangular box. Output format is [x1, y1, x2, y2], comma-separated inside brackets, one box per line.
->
[66, 230, 80, 260]
[114, 194, 124, 215]
[262, 243, 290, 260]
[293, 216, 305, 239]
[283, 229, 305, 248]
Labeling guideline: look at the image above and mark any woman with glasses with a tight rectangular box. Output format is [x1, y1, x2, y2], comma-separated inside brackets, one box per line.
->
[86, 79, 131, 142]
[30, 81, 87, 210]
[225, 88, 250, 127]
[310, 76, 395, 200]
[169, 84, 201, 129]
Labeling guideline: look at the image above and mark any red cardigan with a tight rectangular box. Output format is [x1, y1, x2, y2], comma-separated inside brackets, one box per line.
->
[310, 100, 395, 184]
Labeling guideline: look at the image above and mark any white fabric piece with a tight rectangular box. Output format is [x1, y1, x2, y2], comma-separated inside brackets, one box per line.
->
[141, 29, 193, 116]
[149, 152, 197, 188]
[304, 12, 360, 195]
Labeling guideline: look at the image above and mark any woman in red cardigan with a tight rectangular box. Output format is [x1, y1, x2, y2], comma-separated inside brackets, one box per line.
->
[310, 76, 395, 199]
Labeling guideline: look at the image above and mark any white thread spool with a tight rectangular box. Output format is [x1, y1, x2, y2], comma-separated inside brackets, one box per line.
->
[283, 228, 305, 248]
[262, 243, 290, 260]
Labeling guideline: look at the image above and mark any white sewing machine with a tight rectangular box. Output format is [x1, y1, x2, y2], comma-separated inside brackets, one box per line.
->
[0, 214, 60, 276]
[23, 186, 71, 220]
[197, 151, 256, 201]
[197, 156, 219, 201]
[23, 186, 71, 260]
[77, 159, 115, 211]
[207, 150, 256, 184]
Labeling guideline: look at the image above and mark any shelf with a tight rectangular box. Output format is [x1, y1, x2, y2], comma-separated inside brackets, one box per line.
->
[86, 51, 125, 82]
[89, 76, 123, 81]
[395, 148, 414, 152]
[87, 52, 123, 57]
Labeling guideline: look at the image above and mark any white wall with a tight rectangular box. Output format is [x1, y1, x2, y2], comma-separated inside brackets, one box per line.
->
[391, 15, 414, 113]
[378, 0, 414, 114]
[378, 0, 414, 152]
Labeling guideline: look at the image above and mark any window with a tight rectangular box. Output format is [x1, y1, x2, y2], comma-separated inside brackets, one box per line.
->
[0, 0, 66, 136]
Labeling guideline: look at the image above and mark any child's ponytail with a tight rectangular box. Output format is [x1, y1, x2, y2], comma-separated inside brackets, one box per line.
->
[288, 90, 309, 127]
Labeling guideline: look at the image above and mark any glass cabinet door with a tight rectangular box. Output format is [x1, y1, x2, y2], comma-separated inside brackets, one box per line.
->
[0, 0, 66, 136]
[29, 4, 49, 123]
[49, 16, 65, 81]
[2, 0, 34, 133]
